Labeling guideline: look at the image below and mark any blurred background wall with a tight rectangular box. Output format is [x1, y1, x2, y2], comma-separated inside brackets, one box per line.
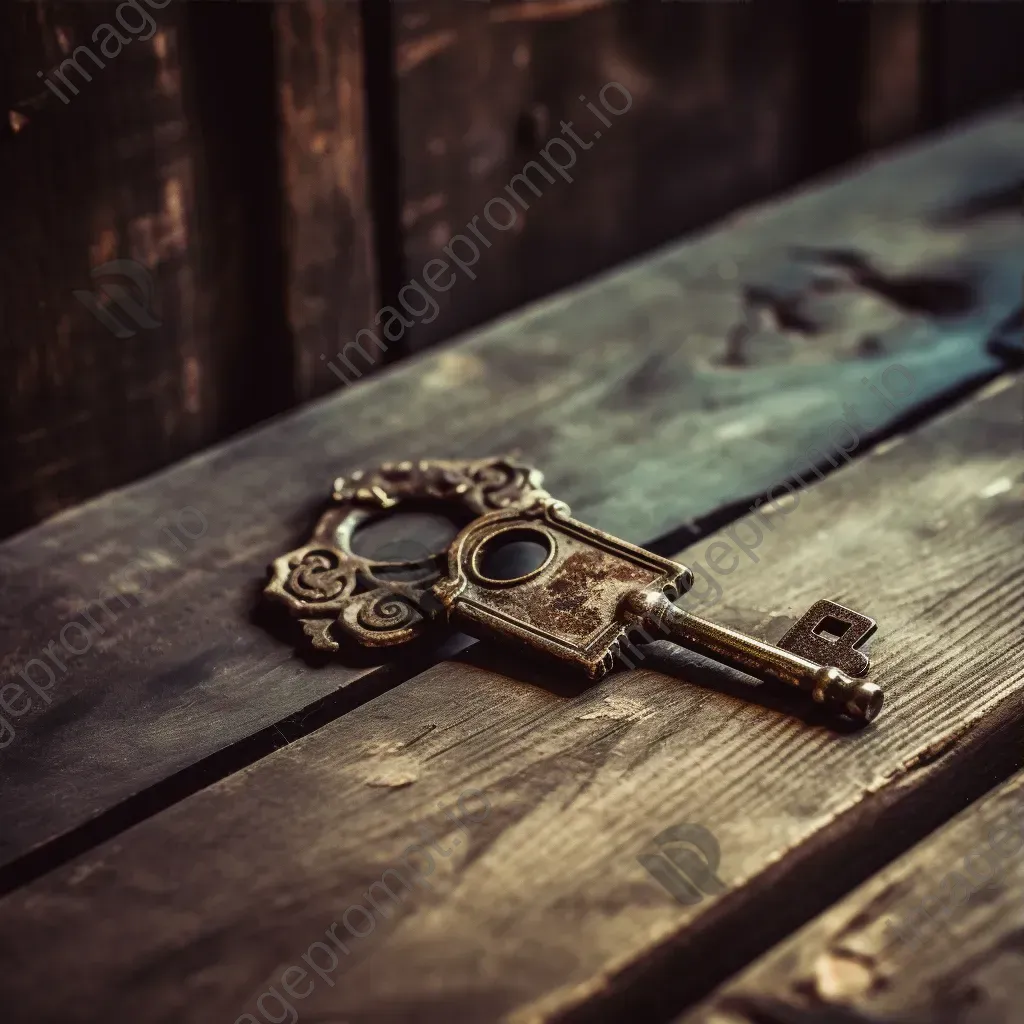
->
[1, 0, 1022, 540]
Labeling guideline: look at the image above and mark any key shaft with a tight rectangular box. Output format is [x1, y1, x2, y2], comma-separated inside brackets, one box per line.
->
[625, 590, 883, 722]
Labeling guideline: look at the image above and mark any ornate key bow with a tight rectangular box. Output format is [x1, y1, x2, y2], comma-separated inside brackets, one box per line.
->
[263, 456, 548, 651]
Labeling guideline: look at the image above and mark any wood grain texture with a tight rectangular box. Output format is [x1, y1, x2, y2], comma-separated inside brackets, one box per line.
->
[678, 770, 1024, 1024]
[0, 110, 1020, 877]
[0, 0, 218, 537]
[275, 0, 380, 402]
[392, 0, 819, 351]
[0, 1, 378, 535]
[862, 2, 924, 150]
[0, 373, 1019, 1024]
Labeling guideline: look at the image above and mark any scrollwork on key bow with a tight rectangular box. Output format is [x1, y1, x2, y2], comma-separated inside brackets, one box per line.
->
[264, 455, 550, 654]
[332, 456, 548, 516]
[339, 588, 430, 648]
[284, 548, 354, 603]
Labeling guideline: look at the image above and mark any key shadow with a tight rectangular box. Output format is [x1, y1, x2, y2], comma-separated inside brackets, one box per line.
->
[452, 637, 873, 732]
[636, 643, 873, 733]
[451, 640, 596, 700]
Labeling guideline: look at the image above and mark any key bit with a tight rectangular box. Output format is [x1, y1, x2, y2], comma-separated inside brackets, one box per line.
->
[430, 499, 883, 723]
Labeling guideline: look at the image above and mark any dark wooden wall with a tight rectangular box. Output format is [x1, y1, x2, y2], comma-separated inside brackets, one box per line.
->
[1, 0, 1021, 540]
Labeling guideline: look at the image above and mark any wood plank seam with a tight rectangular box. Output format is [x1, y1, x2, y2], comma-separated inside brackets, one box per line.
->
[0, 637, 459, 900]
[0, 367, 1001, 897]
[604, 358, 925, 650]
[677, 771, 1024, 1023]
[542, 391, 1024, 1024]
[644, 367, 1011, 564]
[540, 717, 1024, 1024]
[682, 373, 1019, 640]
[0, 107, 1018, 906]
[357, 0, 407, 364]
[0, 375, 1018, 1024]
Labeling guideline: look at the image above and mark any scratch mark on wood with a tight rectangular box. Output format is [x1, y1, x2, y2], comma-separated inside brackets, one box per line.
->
[402, 192, 448, 230]
[886, 718, 978, 777]
[490, 0, 612, 23]
[397, 30, 458, 75]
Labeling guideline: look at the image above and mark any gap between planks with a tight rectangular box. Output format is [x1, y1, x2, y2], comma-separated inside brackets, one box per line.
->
[674, 768, 1024, 1024]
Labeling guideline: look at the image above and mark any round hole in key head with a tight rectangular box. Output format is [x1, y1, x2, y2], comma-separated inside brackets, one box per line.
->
[473, 526, 554, 585]
[349, 505, 469, 583]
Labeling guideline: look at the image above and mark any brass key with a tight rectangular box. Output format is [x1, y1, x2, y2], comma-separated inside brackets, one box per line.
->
[430, 498, 883, 723]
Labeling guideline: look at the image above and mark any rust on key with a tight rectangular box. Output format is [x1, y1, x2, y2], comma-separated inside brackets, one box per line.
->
[432, 499, 884, 723]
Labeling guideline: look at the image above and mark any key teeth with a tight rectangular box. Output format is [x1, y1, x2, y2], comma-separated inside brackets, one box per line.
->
[778, 599, 877, 679]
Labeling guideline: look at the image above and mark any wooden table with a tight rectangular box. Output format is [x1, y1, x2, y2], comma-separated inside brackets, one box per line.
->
[0, 106, 1021, 1024]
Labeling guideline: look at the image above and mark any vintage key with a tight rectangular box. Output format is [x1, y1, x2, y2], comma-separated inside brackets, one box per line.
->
[430, 497, 883, 722]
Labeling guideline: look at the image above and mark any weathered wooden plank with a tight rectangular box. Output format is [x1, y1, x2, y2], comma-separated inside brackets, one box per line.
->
[0, 0, 225, 538]
[862, 2, 924, 150]
[0, 374, 1019, 1024]
[391, 0, 832, 351]
[274, 0, 380, 402]
[0, 110, 1020, 877]
[0, 0, 379, 535]
[390, 0, 1010, 351]
[677, 770, 1024, 1024]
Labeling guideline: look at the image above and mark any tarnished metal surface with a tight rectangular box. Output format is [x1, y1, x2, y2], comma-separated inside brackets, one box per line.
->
[777, 598, 877, 679]
[432, 499, 690, 679]
[265, 463, 883, 720]
[263, 456, 548, 650]
[433, 498, 884, 722]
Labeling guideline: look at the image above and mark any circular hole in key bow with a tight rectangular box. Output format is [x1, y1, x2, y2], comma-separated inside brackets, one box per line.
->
[474, 527, 553, 584]
[350, 509, 464, 583]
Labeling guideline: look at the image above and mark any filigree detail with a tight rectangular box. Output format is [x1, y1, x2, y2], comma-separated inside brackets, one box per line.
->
[332, 456, 548, 516]
[286, 549, 353, 602]
[300, 617, 340, 653]
[342, 591, 426, 644]
[264, 456, 548, 651]
[265, 545, 357, 616]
